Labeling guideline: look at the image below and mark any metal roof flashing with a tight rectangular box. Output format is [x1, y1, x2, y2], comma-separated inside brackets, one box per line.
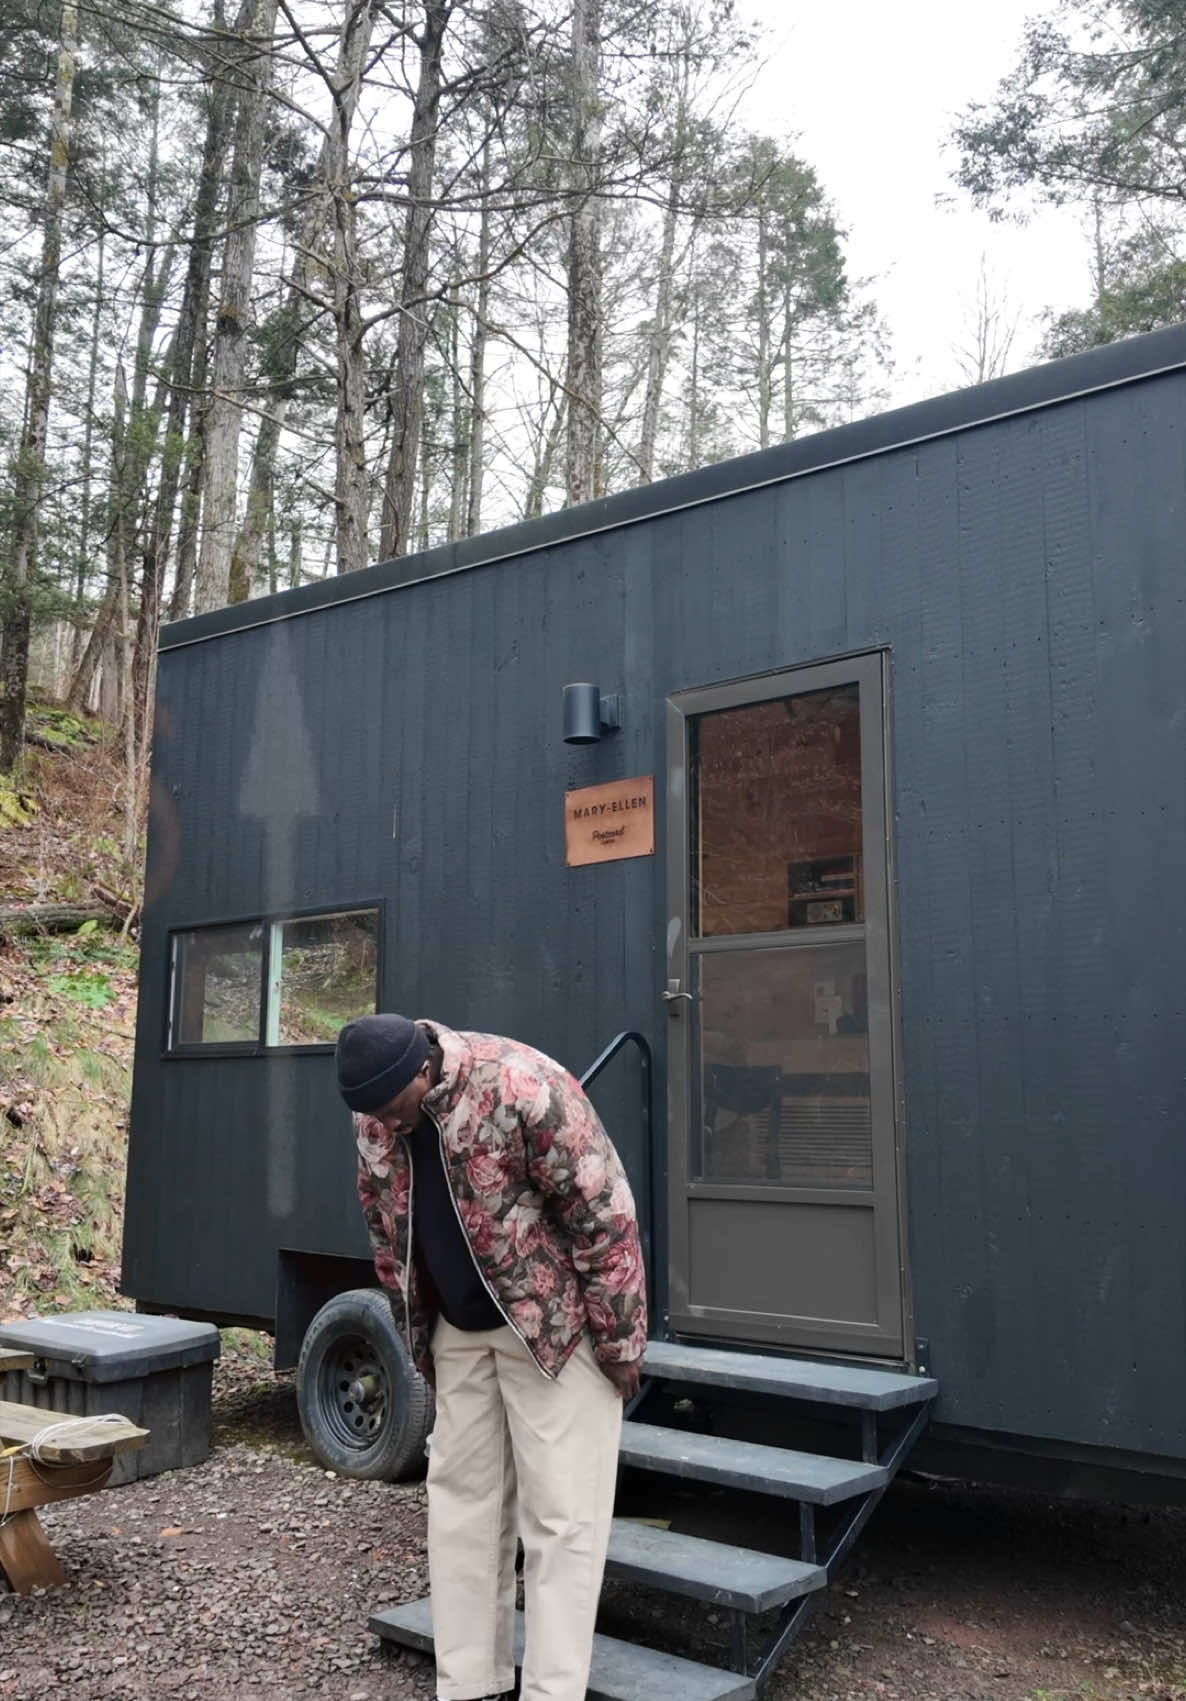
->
[159, 322, 1186, 653]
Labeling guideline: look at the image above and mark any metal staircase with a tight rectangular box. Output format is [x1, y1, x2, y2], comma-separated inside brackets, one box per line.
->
[370, 1338, 937, 1698]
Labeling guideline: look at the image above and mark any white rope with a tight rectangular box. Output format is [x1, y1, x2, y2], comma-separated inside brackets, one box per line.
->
[28, 1413, 130, 1465]
[2, 1451, 17, 1527]
[0, 1413, 131, 1527]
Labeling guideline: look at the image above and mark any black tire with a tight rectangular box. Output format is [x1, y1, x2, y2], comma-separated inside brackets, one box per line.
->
[296, 1288, 433, 1480]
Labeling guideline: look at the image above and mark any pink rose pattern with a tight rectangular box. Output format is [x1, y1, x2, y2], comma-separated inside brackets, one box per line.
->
[355, 1022, 648, 1380]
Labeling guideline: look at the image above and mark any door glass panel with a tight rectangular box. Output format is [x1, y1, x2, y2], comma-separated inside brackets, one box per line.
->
[693, 940, 872, 1188]
[693, 685, 862, 937]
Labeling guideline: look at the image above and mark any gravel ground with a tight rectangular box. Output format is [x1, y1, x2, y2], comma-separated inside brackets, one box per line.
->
[2, 1337, 1184, 1701]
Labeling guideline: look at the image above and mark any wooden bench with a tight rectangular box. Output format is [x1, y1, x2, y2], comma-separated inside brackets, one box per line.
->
[0, 1389, 149, 1593]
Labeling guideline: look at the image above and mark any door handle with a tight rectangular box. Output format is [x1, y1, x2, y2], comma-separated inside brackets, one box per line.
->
[663, 980, 693, 1007]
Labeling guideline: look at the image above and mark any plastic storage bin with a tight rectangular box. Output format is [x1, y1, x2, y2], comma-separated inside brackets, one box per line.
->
[0, 1310, 220, 1484]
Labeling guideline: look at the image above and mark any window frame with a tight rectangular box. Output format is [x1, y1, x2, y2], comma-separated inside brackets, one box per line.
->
[164, 899, 384, 1058]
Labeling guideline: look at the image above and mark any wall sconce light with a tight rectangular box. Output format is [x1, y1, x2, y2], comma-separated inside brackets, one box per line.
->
[562, 683, 621, 744]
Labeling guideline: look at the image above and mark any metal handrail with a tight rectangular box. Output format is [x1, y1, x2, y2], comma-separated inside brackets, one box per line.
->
[580, 1028, 652, 1096]
[580, 1031, 656, 1316]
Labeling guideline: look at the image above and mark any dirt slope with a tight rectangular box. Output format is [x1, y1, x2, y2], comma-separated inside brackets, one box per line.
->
[0, 703, 138, 1322]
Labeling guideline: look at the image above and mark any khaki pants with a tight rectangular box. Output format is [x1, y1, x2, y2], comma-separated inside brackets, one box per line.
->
[427, 1318, 623, 1701]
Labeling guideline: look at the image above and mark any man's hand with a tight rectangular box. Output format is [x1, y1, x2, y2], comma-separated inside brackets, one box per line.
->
[599, 1357, 642, 1401]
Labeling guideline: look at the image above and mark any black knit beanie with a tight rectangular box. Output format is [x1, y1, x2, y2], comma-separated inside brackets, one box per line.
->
[335, 1014, 430, 1113]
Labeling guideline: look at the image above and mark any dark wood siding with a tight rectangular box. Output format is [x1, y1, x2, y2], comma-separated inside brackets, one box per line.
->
[127, 351, 1186, 1463]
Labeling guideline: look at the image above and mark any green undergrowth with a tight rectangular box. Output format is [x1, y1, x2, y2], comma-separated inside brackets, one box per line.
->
[0, 925, 139, 1321]
[0, 710, 142, 1324]
[220, 1326, 275, 1366]
[0, 694, 137, 913]
[0, 773, 36, 827]
[0, 702, 104, 830]
[26, 697, 103, 753]
[27, 924, 138, 1012]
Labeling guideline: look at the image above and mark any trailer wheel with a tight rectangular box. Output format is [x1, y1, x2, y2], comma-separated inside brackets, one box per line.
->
[296, 1288, 432, 1480]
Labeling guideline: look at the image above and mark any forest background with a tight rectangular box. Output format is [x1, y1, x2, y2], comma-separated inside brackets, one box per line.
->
[1, 0, 1185, 858]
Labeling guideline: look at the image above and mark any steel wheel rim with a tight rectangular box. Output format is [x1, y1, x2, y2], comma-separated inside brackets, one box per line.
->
[317, 1332, 390, 1453]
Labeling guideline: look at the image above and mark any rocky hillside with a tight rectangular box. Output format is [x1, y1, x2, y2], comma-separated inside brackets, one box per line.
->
[0, 703, 140, 1323]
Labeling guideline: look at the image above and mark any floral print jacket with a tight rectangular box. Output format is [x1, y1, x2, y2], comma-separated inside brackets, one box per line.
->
[355, 1021, 648, 1380]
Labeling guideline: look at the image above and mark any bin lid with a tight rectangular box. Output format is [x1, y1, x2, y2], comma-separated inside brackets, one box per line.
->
[0, 1310, 221, 1382]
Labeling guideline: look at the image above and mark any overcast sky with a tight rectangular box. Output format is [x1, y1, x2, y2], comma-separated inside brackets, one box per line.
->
[739, 0, 1090, 407]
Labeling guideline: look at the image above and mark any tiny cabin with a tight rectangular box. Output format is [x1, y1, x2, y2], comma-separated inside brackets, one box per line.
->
[125, 325, 1186, 1508]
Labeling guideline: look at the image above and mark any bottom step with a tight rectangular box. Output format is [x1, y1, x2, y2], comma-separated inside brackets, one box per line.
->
[371, 1596, 756, 1701]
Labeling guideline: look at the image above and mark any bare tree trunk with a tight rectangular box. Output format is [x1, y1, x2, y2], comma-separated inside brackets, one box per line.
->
[114, 434, 137, 867]
[137, 614, 159, 862]
[78, 366, 130, 730]
[69, 342, 140, 722]
[127, 86, 170, 446]
[638, 41, 692, 486]
[194, 0, 279, 613]
[0, 0, 78, 773]
[324, 0, 382, 576]
[418, 411, 432, 551]
[685, 237, 702, 470]
[238, 0, 378, 591]
[98, 624, 121, 723]
[1091, 196, 1108, 303]
[266, 504, 278, 595]
[524, 393, 566, 520]
[333, 191, 369, 575]
[448, 293, 466, 542]
[564, 0, 602, 507]
[137, 0, 244, 687]
[103, 367, 130, 732]
[104, 80, 178, 739]
[67, 585, 117, 711]
[228, 406, 278, 602]
[757, 206, 771, 450]
[73, 197, 106, 673]
[378, 0, 451, 561]
[169, 305, 212, 622]
[288, 516, 302, 589]
[466, 138, 492, 538]
[638, 173, 680, 484]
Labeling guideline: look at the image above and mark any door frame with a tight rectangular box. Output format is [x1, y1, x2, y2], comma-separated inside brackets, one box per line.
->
[663, 648, 914, 1363]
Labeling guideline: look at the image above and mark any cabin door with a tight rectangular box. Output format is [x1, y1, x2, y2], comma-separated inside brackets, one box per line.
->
[665, 653, 907, 1358]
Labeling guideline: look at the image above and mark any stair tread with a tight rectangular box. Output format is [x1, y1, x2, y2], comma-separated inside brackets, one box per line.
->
[607, 1518, 825, 1611]
[371, 1597, 755, 1700]
[644, 1341, 938, 1411]
[619, 1421, 888, 1504]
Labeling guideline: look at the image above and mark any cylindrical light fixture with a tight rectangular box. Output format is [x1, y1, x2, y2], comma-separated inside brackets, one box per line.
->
[563, 682, 603, 744]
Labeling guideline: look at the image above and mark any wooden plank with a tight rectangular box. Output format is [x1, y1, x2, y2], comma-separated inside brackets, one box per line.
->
[0, 1400, 148, 1464]
[371, 1598, 755, 1701]
[619, 1422, 887, 1505]
[0, 1349, 34, 1373]
[643, 1342, 938, 1411]
[0, 1455, 113, 1515]
[0, 1509, 66, 1593]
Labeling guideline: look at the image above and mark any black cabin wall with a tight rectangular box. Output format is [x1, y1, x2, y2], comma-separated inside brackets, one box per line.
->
[126, 354, 1186, 1465]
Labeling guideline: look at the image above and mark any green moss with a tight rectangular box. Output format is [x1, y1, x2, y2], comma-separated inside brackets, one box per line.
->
[0, 775, 36, 826]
